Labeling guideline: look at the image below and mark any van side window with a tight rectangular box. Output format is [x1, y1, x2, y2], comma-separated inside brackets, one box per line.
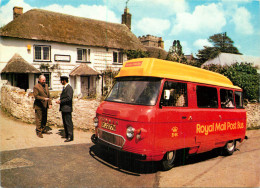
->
[162, 81, 188, 107]
[235, 91, 243, 108]
[220, 89, 234, 108]
[197, 86, 218, 108]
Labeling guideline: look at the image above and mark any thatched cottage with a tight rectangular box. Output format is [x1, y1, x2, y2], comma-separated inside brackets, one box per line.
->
[0, 6, 145, 96]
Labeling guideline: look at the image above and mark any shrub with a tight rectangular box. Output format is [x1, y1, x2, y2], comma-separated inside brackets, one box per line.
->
[203, 63, 259, 102]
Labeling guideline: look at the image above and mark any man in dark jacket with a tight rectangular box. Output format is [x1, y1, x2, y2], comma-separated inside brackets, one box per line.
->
[33, 75, 52, 138]
[56, 76, 74, 142]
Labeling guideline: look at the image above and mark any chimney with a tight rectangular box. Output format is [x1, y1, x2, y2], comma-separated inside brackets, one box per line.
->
[121, 8, 131, 30]
[13, 6, 23, 20]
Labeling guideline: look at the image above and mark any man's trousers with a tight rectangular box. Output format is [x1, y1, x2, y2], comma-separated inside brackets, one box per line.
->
[62, 112, 74, 139]
[35, 108, 47, 133]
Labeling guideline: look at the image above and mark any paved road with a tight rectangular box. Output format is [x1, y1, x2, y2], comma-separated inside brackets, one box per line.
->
[1, 109, 259, 187]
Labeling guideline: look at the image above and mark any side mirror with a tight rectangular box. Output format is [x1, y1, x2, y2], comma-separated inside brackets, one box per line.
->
[164, 90, 170, 100]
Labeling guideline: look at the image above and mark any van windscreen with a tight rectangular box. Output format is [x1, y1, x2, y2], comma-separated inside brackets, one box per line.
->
[106, 77, 162, 106]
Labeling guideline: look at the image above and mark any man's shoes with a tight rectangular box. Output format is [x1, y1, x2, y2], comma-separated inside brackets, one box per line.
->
[37, 133, 43, 138]
[64, 138, 73, 142]
[42, 129, 52, 134]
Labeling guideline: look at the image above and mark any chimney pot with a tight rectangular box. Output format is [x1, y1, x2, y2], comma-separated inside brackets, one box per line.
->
[13, 6, 23, 20]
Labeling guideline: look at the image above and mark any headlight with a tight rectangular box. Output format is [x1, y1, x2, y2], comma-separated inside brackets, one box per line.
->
[93, 117, 98, 127]
[126, 126, 135, 139]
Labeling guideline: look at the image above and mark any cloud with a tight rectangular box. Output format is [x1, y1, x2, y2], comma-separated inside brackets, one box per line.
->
[0, 0, 119, 27]
[44, 4, 119, 23]
[144, 0, 189, 13]
[171, 3, 226, 35]
[232, 7, 253, 35]
[106, 0, 189, 14]
[0, 0, 32, 26]
[136, 17, 170, 36]
[193, 39, 213, 49]
[180, 41, 192, 55]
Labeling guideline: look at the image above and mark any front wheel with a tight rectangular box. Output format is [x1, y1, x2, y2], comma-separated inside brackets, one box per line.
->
[161, 150, 177, 171]
[222, 140, 236, 156]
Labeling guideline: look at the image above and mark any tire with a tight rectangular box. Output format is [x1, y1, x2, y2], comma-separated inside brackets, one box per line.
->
[222, 140, 236, 156]
[161, 150, 177, 171]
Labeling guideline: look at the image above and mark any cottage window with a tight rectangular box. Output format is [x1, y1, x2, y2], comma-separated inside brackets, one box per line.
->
[34, 45, 51, 61]
[43, 73, 51, 88]
[113, 51, 123, 64]
[77, 48, 90, 62]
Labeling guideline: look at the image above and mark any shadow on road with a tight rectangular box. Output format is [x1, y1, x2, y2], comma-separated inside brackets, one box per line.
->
[89, 145, 160, 176]
[89, 145, 223, 175]
[56, 128, 66, 138]
[185, 148, 222, 165]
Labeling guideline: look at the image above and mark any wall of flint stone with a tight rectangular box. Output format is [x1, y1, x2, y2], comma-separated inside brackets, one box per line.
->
[0, 85, 259, 130]
[0, 85, 100, 130]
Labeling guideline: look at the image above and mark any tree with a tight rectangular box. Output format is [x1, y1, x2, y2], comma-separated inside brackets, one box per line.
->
[166, 40, 187, 63]
[123, 50, 148, 60]
[197, 33, 241, 65]
[204, 63, 259, 102]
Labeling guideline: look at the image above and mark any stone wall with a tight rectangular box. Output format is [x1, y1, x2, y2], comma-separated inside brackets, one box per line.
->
[0, 85, 100, 130]
[1, 85, 259, 130]
[246, 102, 260, 128]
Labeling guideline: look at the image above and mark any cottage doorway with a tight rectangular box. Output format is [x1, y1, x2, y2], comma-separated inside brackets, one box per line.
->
[81, 76, 90, 96]
[16, 74, 29, 90]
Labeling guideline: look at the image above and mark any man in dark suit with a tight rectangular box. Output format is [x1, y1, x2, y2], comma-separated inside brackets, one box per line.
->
[33, 75, 52, 138]
[56, 76, 74, 142]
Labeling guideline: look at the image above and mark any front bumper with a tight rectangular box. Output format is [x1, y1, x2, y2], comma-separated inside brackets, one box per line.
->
[91, 134, 147, 161]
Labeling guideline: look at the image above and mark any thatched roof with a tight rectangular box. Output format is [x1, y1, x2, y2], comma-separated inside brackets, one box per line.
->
[1, 53, 41, 73]
[70, 64, 100, 76]
[0, 9, 146, 51]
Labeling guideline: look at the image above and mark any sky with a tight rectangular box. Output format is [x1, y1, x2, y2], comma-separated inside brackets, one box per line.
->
[0, 0, 259, 57]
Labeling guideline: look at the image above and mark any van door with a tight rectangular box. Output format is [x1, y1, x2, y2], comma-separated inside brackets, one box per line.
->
[155, 80, 189, 152]
[195, 85, 219, 153]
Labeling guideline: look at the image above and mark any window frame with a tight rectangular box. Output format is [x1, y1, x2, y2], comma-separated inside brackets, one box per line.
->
[113, 51, 123, 64]
[196, 85, 218, 108]
[77, 48, 91, 63]
[235, 91, 244, 109]
[160, 80, 188, 108]
[34, 45, 51, 62]
[220, 89, 235, 109]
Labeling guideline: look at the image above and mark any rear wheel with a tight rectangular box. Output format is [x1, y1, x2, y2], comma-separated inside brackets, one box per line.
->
[222, 140, 236, 156]
[161, 150, 177, 171]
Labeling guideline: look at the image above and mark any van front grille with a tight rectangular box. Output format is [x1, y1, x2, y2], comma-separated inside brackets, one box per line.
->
[98, 129, 125, 148]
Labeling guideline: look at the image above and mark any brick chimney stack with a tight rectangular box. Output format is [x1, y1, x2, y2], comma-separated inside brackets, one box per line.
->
[13, 7, 23, 20]
[121, 8, 131, 30]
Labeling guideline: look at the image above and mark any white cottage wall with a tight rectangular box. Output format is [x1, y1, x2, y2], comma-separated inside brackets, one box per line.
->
[0, 37, 126, 95]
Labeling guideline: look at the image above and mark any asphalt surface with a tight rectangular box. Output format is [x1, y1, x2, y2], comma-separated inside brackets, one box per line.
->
[1, 144, 159, 187]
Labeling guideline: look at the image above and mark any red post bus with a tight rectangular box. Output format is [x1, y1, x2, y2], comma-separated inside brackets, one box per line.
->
[91, 58, 247, 170]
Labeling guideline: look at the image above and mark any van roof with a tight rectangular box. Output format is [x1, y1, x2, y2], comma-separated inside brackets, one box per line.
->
[116, 58, 241, 90]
